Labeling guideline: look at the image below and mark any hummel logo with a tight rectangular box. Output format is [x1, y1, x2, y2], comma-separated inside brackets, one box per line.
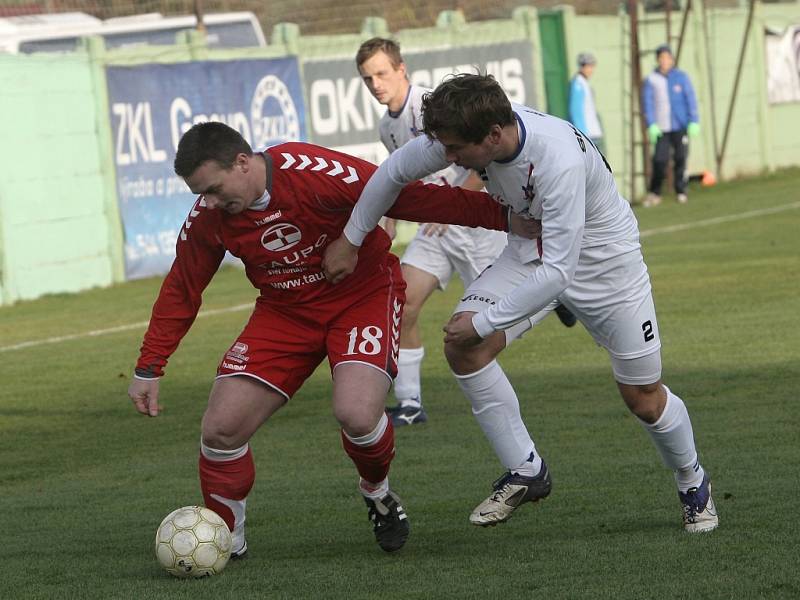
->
[254, 210, 282, 226]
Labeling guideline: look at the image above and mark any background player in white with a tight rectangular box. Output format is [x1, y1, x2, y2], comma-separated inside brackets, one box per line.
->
[323, 74, 718, 534]
[356, 38, 576, 427]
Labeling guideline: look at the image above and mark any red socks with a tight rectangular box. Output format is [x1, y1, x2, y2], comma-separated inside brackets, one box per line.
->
[341, 418, 395, 486]
[199, 446, 255, 531]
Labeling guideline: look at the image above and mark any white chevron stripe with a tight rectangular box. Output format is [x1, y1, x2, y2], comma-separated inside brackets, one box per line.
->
[280, 153, 296, 169]
[327, 160, 344, 177]
[311, 157, 328, 171]
[342, 166, 359, 183]
[210, 493, 247, 529]
[296, 154, 312, 170]
[393, 299, 402, 312]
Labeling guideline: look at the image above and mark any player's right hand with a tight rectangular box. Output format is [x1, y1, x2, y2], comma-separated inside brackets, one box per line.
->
[509, 213, 542, 239]
[421, 222, 448, 237]
[322, 235, 360, 284]
[647, 123, 663, 145]
[382, 217, 398, 240]
[128, 377, 161, 417]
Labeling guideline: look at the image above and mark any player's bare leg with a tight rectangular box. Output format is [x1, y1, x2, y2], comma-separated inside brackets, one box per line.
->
[445, 316, 551, 526]
[200, 376, 287, 557]
[333, 362, 410, 551]
[618, 379, 718, 533]
[391, 264, 439, 426]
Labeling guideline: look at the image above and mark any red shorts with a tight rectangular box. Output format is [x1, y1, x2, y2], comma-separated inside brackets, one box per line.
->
[217, 259, 406, 399]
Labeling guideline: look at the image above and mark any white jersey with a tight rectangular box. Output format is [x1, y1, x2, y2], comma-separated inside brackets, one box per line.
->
[343, 104, 641, 337]
[378, 85, 471, 187]
[378, 85, 506, 289]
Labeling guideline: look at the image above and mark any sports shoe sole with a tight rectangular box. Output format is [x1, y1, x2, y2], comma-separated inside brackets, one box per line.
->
[230, 540, 248, 559]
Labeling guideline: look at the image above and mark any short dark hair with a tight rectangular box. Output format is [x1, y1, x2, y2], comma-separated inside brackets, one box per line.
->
[655, 43, 673, 58]
[356, 37, 403, 69]
[421, 73, 515, 144]
[174, 122, 252, 178]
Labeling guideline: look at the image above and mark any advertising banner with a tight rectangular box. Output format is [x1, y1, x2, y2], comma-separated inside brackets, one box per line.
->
[766, 25, 800, 104]
[106, 58, 306, 279]
[302, 40, 538, 163]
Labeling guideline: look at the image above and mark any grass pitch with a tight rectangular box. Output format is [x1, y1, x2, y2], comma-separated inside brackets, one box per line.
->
[1, 170, 798, 599]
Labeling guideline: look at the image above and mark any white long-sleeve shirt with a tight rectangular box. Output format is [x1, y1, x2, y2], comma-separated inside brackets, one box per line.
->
[344, 105, 641, 337]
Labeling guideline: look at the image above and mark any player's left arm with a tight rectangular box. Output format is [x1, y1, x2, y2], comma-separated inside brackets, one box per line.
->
[322, 137, 449, 283]
[683, 72, 700, 124]
[472, 160, 585, 338]
[342, 135, 450, 246]
[386, 181, 508, 232]
[641, 77, 656, 126]
[568, 79, 587, 133]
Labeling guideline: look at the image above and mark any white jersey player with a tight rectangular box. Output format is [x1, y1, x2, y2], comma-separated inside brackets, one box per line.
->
[324, 73, 718, 534]
[356, 39, 517, 427]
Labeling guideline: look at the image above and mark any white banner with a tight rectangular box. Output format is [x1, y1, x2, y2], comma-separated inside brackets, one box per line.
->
[766, 25, 800, 104]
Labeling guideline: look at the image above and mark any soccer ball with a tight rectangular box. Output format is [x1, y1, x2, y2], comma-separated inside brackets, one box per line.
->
[155, 506, 232, 578]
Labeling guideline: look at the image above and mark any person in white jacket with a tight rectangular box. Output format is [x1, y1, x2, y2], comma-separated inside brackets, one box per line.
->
[323, 73, 718, 534]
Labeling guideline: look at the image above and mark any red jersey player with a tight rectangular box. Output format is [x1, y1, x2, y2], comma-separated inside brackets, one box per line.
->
[126, 122, 519, 555]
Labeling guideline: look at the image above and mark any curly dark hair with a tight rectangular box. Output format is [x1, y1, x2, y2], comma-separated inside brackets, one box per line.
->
[421, 73, 515, 144]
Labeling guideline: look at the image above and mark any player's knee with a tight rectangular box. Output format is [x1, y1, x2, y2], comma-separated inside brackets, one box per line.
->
[401, 301, 423, 329]
[445, 328, 504, 375]
[332, 401, 382, 436]
[444, 340, 484, 375]
[621, 381, 664, 423]
[201, 417, 246, 450]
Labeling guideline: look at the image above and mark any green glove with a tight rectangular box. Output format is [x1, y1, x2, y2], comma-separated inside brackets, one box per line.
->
[687, 122, 700, 137]
[647, 123, 662, 145]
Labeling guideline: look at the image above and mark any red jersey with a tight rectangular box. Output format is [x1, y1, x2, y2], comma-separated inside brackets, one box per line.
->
[136, 142, 508, 377]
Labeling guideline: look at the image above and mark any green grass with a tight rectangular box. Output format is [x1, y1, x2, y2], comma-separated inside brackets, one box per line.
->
[1, 170, 799, 599]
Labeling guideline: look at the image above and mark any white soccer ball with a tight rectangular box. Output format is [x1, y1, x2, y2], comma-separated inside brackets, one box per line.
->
[155, 506, 232, 578]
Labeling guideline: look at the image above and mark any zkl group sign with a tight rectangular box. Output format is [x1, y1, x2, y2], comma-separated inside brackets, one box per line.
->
[106, 58, 306, 279]
[105, 41, 537, 280]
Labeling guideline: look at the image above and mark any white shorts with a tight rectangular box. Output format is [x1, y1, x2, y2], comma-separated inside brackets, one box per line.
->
[452, 252, 557, 346]
[401, 224, 507, 290]
[454, 246, 663, 383]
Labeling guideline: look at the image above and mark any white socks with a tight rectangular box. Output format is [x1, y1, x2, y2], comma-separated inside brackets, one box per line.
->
[201, 442, 249, 461]
[343, 412, 389, 446]
[394, 347, 425, 408]
[639, 386, 705, 492]
[453, 360, 540, 473]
